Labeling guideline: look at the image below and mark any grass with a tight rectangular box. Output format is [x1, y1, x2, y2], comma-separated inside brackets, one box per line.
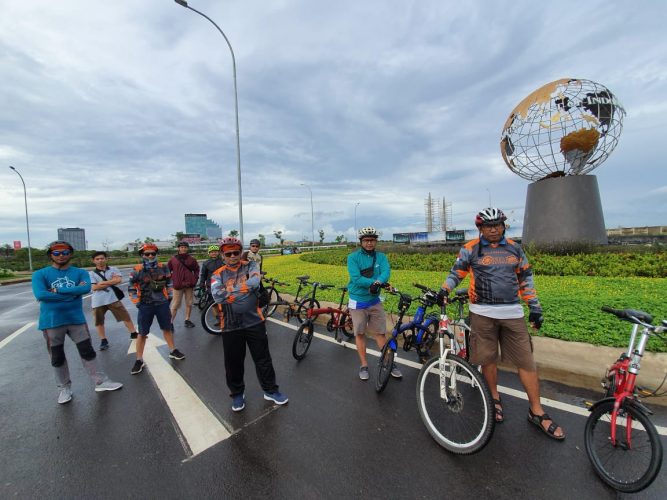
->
[263, 254, 667, 352]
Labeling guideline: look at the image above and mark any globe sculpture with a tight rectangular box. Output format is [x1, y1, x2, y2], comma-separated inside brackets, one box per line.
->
[500, 78, 626, 245]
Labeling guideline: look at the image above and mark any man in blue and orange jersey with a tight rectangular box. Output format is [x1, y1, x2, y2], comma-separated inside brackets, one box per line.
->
[211, 237, 287, 412]
[438, 208, 564, 441]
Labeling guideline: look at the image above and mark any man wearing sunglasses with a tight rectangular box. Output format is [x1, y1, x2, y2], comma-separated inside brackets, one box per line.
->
[211, 237, 287, 412]
[32, 241, 123, 404]
[241, 238, 263, 271]
[128, 243, 185, 376]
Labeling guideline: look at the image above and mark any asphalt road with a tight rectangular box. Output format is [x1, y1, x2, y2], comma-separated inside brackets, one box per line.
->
[1, 274, 666, 499]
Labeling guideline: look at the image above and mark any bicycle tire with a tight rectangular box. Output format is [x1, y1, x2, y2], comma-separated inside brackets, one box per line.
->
[292, 321, 314, 360]
[415, 323, 437, 360]
[296, 298, 320, 324]
[375, 342, 395, 393]
[201, 302, 222, 335]
[262, 288, 280, 318]
[341, 311, 354, 339]
[416, 353, 494, 454]
[584, 400, 663, 493]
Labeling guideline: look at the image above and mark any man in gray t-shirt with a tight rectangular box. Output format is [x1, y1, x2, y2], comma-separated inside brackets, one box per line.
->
[89, 251, 137, 350]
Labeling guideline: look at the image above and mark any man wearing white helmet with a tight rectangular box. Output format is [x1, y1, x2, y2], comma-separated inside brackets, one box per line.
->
[437, 207, 564, 441]
[347, 227, 402, 381]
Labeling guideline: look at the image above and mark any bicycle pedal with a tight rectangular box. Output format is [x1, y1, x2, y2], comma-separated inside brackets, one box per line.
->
[637, 387, 653, 397]
[583, 400, 594, 408]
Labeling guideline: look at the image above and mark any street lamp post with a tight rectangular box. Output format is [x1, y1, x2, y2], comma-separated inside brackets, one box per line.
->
[300, 183, 314, 252]
[9, 166, 33, 272]
[174, 0, 244, 242]
[486, 188, 492, 207]
[354, 202, 360, 243]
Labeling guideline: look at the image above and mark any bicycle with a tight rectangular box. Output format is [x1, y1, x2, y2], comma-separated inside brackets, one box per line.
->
[374, 284, 439, 393]
[292, 284, 354, 360]
[262, 275, 311, 323]
[584, 306, 667, 493]
[415, 293, 495, 455]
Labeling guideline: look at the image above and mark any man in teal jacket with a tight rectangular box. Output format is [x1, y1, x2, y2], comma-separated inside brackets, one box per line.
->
[32, 241, 122, 405]
[347, 227, 402, 381]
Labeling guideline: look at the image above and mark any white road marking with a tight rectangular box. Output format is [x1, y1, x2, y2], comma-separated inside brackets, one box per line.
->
[127, 335, 232, 457]
[0, 321, 36, 350]
[268, 318, 667, 436]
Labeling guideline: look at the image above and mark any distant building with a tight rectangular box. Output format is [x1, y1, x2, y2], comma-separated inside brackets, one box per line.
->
[184, 213, 222, 240]
[57, 227, 86, 250]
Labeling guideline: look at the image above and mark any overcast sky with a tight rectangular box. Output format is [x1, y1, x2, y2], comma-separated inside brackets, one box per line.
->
[2, 0, 666, 250]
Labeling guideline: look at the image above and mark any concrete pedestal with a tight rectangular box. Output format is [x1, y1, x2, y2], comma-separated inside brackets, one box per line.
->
[522, 175, 607, 246]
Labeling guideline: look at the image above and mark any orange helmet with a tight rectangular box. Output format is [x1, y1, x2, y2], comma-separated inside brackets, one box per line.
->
[138, 243, 159, 255]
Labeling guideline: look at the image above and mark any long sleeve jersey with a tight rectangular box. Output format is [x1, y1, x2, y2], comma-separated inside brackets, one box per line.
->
[198, 257, 224, 289]
[346, 249, 390, 305]
[32, 265, 91, 329]
[211, 260, 263, 332]
[443, 237, 541, 312]
[128, 261, 173, 305]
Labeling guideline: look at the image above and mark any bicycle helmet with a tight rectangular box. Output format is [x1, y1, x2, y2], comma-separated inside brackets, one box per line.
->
[207, 244, 220, 253]
[358, 226, 379, 239]
[138, 243, 159, 255]
[249, 238, 261, 246]
[177, 240, 190, 248]
[474, 207, 507, 228]
[220, 236, 243, 251]
[47, 240, 74, 255]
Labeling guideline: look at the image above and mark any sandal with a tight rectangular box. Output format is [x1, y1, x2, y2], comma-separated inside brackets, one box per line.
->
[493, 398, 504, 423]
[527, 409, 565, 441]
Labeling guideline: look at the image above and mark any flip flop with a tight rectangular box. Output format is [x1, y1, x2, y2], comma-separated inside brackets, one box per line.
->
[493, 398, 504, 423]
[528, 409, 565, 441]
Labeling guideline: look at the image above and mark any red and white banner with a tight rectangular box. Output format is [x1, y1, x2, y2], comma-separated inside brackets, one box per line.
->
[13, 240, 21, 250]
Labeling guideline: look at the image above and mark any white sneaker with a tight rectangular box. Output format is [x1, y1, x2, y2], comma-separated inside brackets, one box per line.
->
[58, 386, 73, 404]
[95, 380, 123, 392]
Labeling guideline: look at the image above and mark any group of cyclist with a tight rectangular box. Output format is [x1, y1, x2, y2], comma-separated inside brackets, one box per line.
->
[31, 206, 564, 441]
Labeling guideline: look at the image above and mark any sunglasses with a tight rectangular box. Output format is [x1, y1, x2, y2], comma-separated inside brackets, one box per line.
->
[250, 245, 259, 247]
[143, 252, 157, 257]
[51, 250, 71, 256]
[224, 251, 241, 257]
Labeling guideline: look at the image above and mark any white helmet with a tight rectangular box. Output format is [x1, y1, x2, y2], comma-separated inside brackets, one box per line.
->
[475, 207, 507, 228]
[358, 226, 379, 239]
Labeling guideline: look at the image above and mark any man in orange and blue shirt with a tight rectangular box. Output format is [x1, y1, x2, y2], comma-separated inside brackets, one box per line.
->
[438, 207, 564, 441]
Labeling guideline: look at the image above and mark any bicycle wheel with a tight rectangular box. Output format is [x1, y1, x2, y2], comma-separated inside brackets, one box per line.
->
[296, 298, 320, 324]
[416, 353, 494, 454]
[292, 321, 314, 360]
[341, 311, 354, 339]
[262, 288, 279, 318]
[415, 323, 437, 360]
[375, 342, 395, 393]
[201, 302, 222, 335]
[584, 400, 663, 493]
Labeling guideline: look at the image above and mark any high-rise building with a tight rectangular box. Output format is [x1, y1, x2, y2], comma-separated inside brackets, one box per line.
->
[57, 227, 86, 250]
[184, 214, 222, 240]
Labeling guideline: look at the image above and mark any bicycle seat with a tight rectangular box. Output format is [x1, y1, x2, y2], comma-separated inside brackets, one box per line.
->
[297, 275, 310, 281]
[602, 307, 653, 324]
[455, 288, 468, 297]
[338, 286, 348, 292]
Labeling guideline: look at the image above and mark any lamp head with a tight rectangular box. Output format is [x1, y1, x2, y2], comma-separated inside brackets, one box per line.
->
[174, 0, 188, 7]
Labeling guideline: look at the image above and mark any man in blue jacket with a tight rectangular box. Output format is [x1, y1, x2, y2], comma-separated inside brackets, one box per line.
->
[32, 241, 123, 405]
[347, 227, 401, 381]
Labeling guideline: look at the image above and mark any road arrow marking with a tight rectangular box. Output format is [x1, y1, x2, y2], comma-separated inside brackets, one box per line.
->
[0, 321, 36, 350]
[128, 335, 232, 457]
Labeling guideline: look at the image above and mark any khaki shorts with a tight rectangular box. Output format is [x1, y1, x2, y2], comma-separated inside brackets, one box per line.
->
[93, 301, 131, 326]
[171, 287, 194, 311]
[469, 312, 536, 371]
[349, 302, 387, 336]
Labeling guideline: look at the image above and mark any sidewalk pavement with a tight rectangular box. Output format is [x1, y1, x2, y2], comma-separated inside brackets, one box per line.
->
[279, 295, 667, 406]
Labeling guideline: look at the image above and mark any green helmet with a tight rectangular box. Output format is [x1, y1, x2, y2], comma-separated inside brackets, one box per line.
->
[207, 245, 220, 253]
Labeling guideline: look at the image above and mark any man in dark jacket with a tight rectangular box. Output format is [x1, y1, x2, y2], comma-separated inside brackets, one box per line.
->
[168, 241, 199, 328]
[198, 245, 224, 291]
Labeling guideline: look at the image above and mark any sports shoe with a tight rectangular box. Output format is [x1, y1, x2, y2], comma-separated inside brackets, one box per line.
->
[169, 349, 185, 360]
[99, 338, 109, 351]
[390, 363, 403, 379]
[130, 332, 138, 340]
[131, 359, 145, 375]
[184, 319, 196, 328]
[58, 386, 73, 404]
[232, 394, 246, 412]
[264, 391, 288, 405]
[95, 380, 123, 392]
[359, 366, 370, 381]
